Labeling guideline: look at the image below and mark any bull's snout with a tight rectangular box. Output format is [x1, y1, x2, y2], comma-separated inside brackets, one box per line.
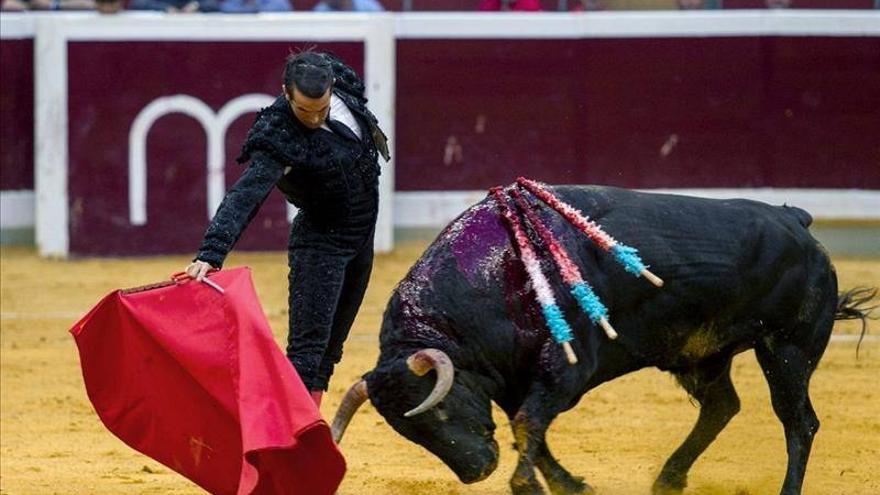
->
[455, 438, 500, 484]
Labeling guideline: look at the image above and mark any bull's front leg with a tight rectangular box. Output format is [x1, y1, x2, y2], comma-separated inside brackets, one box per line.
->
[511, 408, 549, 495]
[535, 441, 594, 495]
[511, 383, 590, 495]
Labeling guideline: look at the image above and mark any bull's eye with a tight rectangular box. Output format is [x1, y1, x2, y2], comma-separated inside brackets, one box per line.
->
[435, 408, 449, 421]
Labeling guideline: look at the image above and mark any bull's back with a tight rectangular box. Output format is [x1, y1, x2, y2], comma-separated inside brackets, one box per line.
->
[552, 186, 831, 362]
[430, 184, 821, 301]
[558, 187, 819, 287]
[391, 185, 828, 361]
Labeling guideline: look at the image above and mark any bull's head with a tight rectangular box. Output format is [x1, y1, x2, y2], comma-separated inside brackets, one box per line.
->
[332, 349, 499, 483]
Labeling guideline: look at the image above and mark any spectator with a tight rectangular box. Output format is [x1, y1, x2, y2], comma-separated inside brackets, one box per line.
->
[602, 0, 678, 9]
[313, 0, 383, 11]
[219, 0, 290, 12]
[128, 0, 218, 11]
[677, 0, 705, 8]
[478, 0, 542, 11]
[570, 0, 603, 10]
[1, 0, 28, 10]
[95, 0, 124, 13]
[2, 0, 95, 9]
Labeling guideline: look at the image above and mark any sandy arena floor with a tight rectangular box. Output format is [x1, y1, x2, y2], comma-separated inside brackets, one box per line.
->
[1, 243, 878, 495]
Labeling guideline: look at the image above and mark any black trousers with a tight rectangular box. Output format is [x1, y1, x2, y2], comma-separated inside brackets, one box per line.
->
[285, 220, 374, 391]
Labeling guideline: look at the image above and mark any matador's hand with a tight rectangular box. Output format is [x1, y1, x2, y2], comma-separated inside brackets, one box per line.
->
[185, 260, 215, 281]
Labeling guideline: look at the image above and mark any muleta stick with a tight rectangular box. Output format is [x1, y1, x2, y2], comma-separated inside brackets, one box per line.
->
[200, 277, 225, 294]
[516, 177, 664, 288]
[490, 187, 578, 365]
[509, 188, 618, 340]
[171, 271, 226, 294]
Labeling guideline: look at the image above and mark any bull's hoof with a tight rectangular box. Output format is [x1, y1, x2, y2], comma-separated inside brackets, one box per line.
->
[546, 473, 594, 495]
[511, 477, 546, 495]
[651, 471, 687, 495]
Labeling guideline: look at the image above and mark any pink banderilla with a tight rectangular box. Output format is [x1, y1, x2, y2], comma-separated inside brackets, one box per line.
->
[516, 177, 664, 288]
[509, 187, 618, 340]
[491, 187, 578, 364]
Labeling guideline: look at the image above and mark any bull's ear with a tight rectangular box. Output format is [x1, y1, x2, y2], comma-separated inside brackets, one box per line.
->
[363, 358, 422, 413]
[403, 349, 455, 418]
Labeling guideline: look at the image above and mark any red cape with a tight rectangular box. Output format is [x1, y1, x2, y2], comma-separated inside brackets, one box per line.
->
[71, 267, 345, 495]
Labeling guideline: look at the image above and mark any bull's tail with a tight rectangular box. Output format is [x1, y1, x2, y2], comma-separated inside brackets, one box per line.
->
[835, 287, 879, 356]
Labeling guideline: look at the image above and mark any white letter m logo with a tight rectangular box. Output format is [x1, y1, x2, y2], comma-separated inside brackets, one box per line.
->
[128, 94, 275, 225]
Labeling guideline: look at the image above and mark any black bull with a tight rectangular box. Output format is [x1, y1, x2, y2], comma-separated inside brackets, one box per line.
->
[331, 185, 875, 495]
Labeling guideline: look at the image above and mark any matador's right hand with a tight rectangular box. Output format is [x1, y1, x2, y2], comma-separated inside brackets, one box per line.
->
[185, 260, 215, 281]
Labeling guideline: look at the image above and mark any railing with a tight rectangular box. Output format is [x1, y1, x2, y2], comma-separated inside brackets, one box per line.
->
[2, 11, 879, 257]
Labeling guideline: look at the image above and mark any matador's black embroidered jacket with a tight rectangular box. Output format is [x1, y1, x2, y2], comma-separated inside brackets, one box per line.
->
[195, 54, 389, 268]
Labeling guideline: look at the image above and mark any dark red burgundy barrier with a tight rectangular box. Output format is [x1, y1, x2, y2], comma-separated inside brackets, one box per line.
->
[395, 37, 880, 191]
[66, 41, 362, 256]
[18, 32, 880, 257]
[0, 38, 34, 191]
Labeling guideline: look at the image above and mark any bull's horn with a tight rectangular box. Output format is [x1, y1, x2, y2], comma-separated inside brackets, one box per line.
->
[331, 379, 369, 444]
[403, 349, 455, 418]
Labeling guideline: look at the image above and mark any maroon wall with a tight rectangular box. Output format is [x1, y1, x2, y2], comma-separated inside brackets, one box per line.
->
[0, 39, 34, 191]
[395, 37, 880, 191]
[4, 31, 879, 256]
[66, 41, 362, 256]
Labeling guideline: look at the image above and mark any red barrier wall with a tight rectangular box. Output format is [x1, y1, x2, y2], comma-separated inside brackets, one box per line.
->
[395, 37, 880, 191]
[66, 41, 363, 256]
[0, 39, 34, 191]
[4, 22, 879, 255]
